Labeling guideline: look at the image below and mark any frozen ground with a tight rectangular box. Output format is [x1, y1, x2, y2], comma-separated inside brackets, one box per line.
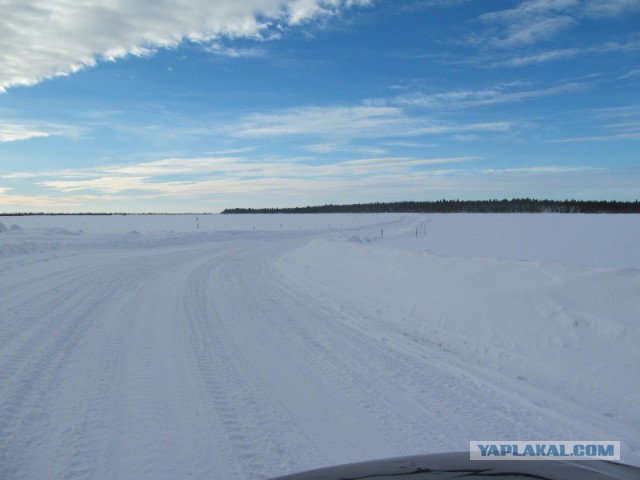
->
[0, 213, 638, 479]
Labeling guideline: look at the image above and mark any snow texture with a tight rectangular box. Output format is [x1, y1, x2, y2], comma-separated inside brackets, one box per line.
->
[0, 213, 638, 479]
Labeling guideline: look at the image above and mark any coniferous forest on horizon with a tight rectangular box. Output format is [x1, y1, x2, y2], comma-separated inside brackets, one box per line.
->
[222, 199, 640, 214]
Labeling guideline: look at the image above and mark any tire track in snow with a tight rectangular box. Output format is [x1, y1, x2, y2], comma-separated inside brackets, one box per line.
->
[181, 243, 325, 479]
[180, 239, 468, 476]
[0, 246, 230, 479]
[0, 258, 140, 479]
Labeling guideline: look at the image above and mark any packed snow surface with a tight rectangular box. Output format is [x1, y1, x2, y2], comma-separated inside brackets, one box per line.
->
[0, 213, 638, 479]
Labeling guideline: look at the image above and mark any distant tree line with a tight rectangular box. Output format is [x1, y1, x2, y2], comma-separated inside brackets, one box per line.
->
[222, 199, 640, 214]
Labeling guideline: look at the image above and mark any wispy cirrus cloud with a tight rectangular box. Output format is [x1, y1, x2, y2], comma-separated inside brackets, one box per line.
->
[551, 132, 640, 143]
[225, 104, 512, 140]
[0, 121, 84, 143]
[493, 15, 576, 47]
[477, 0, 579, 48]
[490, 38, 640, 67]
[228, 105, 405, 138]
[394, 81, 590, 109]
[333, 156, 478, 174]
[584, 0, 640, 18]
[304, 143, 388, 155]
[39, 176, 157, 194]
[0, 123, 50, 143]
[0, 0, 371, 92]
[619, 67, 640, 80]
[29, 154, 478, 196]
[490, 47, 582, 67]
[474, 0, 639, 49]
[549, 105, 640, 142]
[206, 42, 269, 58]
[0, 189, 85, 208]
[481, 165, 592, 174]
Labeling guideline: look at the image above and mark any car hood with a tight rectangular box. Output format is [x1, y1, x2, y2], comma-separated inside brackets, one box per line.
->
[269, 451, 640, 480]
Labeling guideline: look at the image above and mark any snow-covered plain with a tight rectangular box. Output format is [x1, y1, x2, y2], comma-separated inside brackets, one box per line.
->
[0, 213, 638, 479]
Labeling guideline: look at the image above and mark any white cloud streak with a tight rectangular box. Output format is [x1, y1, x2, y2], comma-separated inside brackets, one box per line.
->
[479, 0, 579, 47]
[394, 81, 590, 109]
[619, 68, 640, 80]
[30, 154, 478, 196]
[229, 105, 406, 138]
[476, 0, 640, 48]
[552, 105, 640, 142]
[0, 121, 84, 143]
[0, 0, 370, 92]
[226, 104, 512, 139]
[0, 123, 49, 142]
[492, 39, 640, 67]
[0, 190, 83, 208]
[206, 42, 268, 58]
[584, 0, 640, 18]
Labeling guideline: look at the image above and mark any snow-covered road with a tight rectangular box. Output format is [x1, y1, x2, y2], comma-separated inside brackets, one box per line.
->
[1, 214, 638, 479]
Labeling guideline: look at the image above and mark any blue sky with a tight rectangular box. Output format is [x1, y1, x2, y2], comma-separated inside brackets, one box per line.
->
[1, 0, 639, 212]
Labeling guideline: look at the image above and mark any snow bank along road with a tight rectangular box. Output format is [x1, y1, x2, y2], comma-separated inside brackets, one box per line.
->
[0, 214, 638, 479]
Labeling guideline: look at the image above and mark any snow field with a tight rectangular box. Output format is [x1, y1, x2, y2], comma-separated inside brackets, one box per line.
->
[0, 213, 638, 479]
